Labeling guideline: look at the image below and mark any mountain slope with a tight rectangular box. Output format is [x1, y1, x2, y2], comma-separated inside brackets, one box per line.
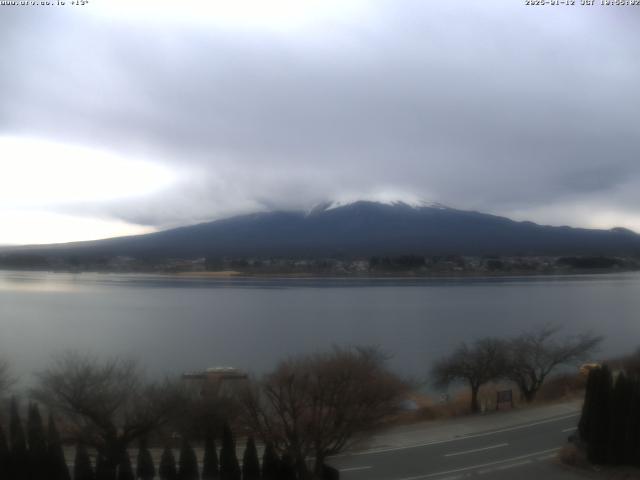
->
[7, 201, 640, 258]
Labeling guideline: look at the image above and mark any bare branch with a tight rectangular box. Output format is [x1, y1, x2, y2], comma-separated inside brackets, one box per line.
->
[431, 337, 508, 413]
[31, 351, 185, 470]
[505, 326, 602, 402]
[241, 345, 407, 478]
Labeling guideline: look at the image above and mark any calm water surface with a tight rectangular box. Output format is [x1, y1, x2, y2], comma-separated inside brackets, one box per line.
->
[1, 270, 638, 381]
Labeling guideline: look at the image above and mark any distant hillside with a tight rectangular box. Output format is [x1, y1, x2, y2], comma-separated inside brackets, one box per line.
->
[4, 201, 640, 260]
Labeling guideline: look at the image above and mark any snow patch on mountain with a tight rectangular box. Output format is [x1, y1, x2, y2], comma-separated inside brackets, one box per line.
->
[323, 199, 450, 211]
[303, 191, 454, 216]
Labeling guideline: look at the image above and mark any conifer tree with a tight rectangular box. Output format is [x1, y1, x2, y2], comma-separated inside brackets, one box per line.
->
[586, 365, 612, 464]
[578, 366, 598, 444]
[625, 377, 640, 467]
[321, 464, 340, 480]
[136, 438, 155, 480]
[96, 453, 112, 480]
[28, 403, 48, 480]
[10, 397, 28, 480]
[178, 438, 199, 480]
[74, 444, 96, 480]
[279, 452, 296, 480]
[579, 366, 640, 467]
[241, 436, 260, 480]
[219, 424, 240, 480]
[201, 432, 219, 480]
[47, 414, 71, 480]
[117, 449, 135, 480]
[608, 372, 632, 464]
[159, 446, 178, 480]
[260, 443, 280, 480]
[0, 423, 10, 480]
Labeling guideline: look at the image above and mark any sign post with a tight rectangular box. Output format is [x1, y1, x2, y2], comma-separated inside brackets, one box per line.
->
[496, 389, 514, 410]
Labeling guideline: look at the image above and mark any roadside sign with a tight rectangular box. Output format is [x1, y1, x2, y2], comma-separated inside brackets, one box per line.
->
[496, 389, 514, 410]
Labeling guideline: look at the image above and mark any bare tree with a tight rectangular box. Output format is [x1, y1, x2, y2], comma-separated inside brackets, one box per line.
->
[242, 346, 408, 479]
[506, 326, 602, 402]
[432, 338, 508, 413]
[32, 352, 185, 480]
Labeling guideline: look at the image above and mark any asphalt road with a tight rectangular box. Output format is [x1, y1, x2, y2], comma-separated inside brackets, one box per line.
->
[328, 412, 585, 480]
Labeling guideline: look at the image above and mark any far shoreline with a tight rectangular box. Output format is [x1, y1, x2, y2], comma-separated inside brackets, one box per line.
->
[1, 266, 639, 281]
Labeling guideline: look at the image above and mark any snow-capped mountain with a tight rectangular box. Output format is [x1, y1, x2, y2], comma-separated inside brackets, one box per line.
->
[8, 201, 640, 259]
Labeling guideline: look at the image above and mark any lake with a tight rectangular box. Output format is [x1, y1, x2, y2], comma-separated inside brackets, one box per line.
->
[1, 270, 638, 383]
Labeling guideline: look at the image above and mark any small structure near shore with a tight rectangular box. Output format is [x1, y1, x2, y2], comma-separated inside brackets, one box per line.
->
[182, 366, 248, 396]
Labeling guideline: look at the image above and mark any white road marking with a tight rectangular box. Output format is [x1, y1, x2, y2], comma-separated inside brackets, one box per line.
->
[562, 426, 577, 433]
[339, 466, 372, 472]
[444, 443, 508, 457]
[394, 447, 561, 480]
[455, 413, 579, 441]
[336, 413, 579, 457]
[477, 459, 532, 474]
[536, 453, 557, 461]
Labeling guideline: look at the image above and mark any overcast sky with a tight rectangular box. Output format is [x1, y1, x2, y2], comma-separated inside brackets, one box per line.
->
[1, 0, 640, 244]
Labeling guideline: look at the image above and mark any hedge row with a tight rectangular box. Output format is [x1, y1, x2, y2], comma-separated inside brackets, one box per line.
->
[0, 401, 339, 480]
[578, 365, 640, 466]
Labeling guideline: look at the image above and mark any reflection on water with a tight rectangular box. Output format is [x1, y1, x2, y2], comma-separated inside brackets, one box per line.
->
[1, 269, 632, 291]
[0, 270, 639, 382]
[0, 271, 92, 293]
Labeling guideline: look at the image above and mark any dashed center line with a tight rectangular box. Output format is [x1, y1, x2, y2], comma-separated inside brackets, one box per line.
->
[477, 459, 532, 474]
[536, 453, 558, 461]
[396, 447, 561, 480]
[444, 443, 508, 457]
[334, 412, 579, 458]
[339, 466, 372, 472]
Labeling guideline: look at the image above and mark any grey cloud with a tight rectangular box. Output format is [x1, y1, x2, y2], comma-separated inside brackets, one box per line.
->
[2, 1, 640, 230]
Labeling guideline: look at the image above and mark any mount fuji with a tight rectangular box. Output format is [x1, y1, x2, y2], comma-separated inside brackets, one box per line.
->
[6, 201, 640, 259]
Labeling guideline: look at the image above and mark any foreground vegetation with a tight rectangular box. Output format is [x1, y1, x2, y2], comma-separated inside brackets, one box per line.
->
[432, 326, 602, 413]
[0, 402, 322, 480]
[577, 354, 640, 467]
[0, 347, 407, 480]
[0, 326, 612, 479]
